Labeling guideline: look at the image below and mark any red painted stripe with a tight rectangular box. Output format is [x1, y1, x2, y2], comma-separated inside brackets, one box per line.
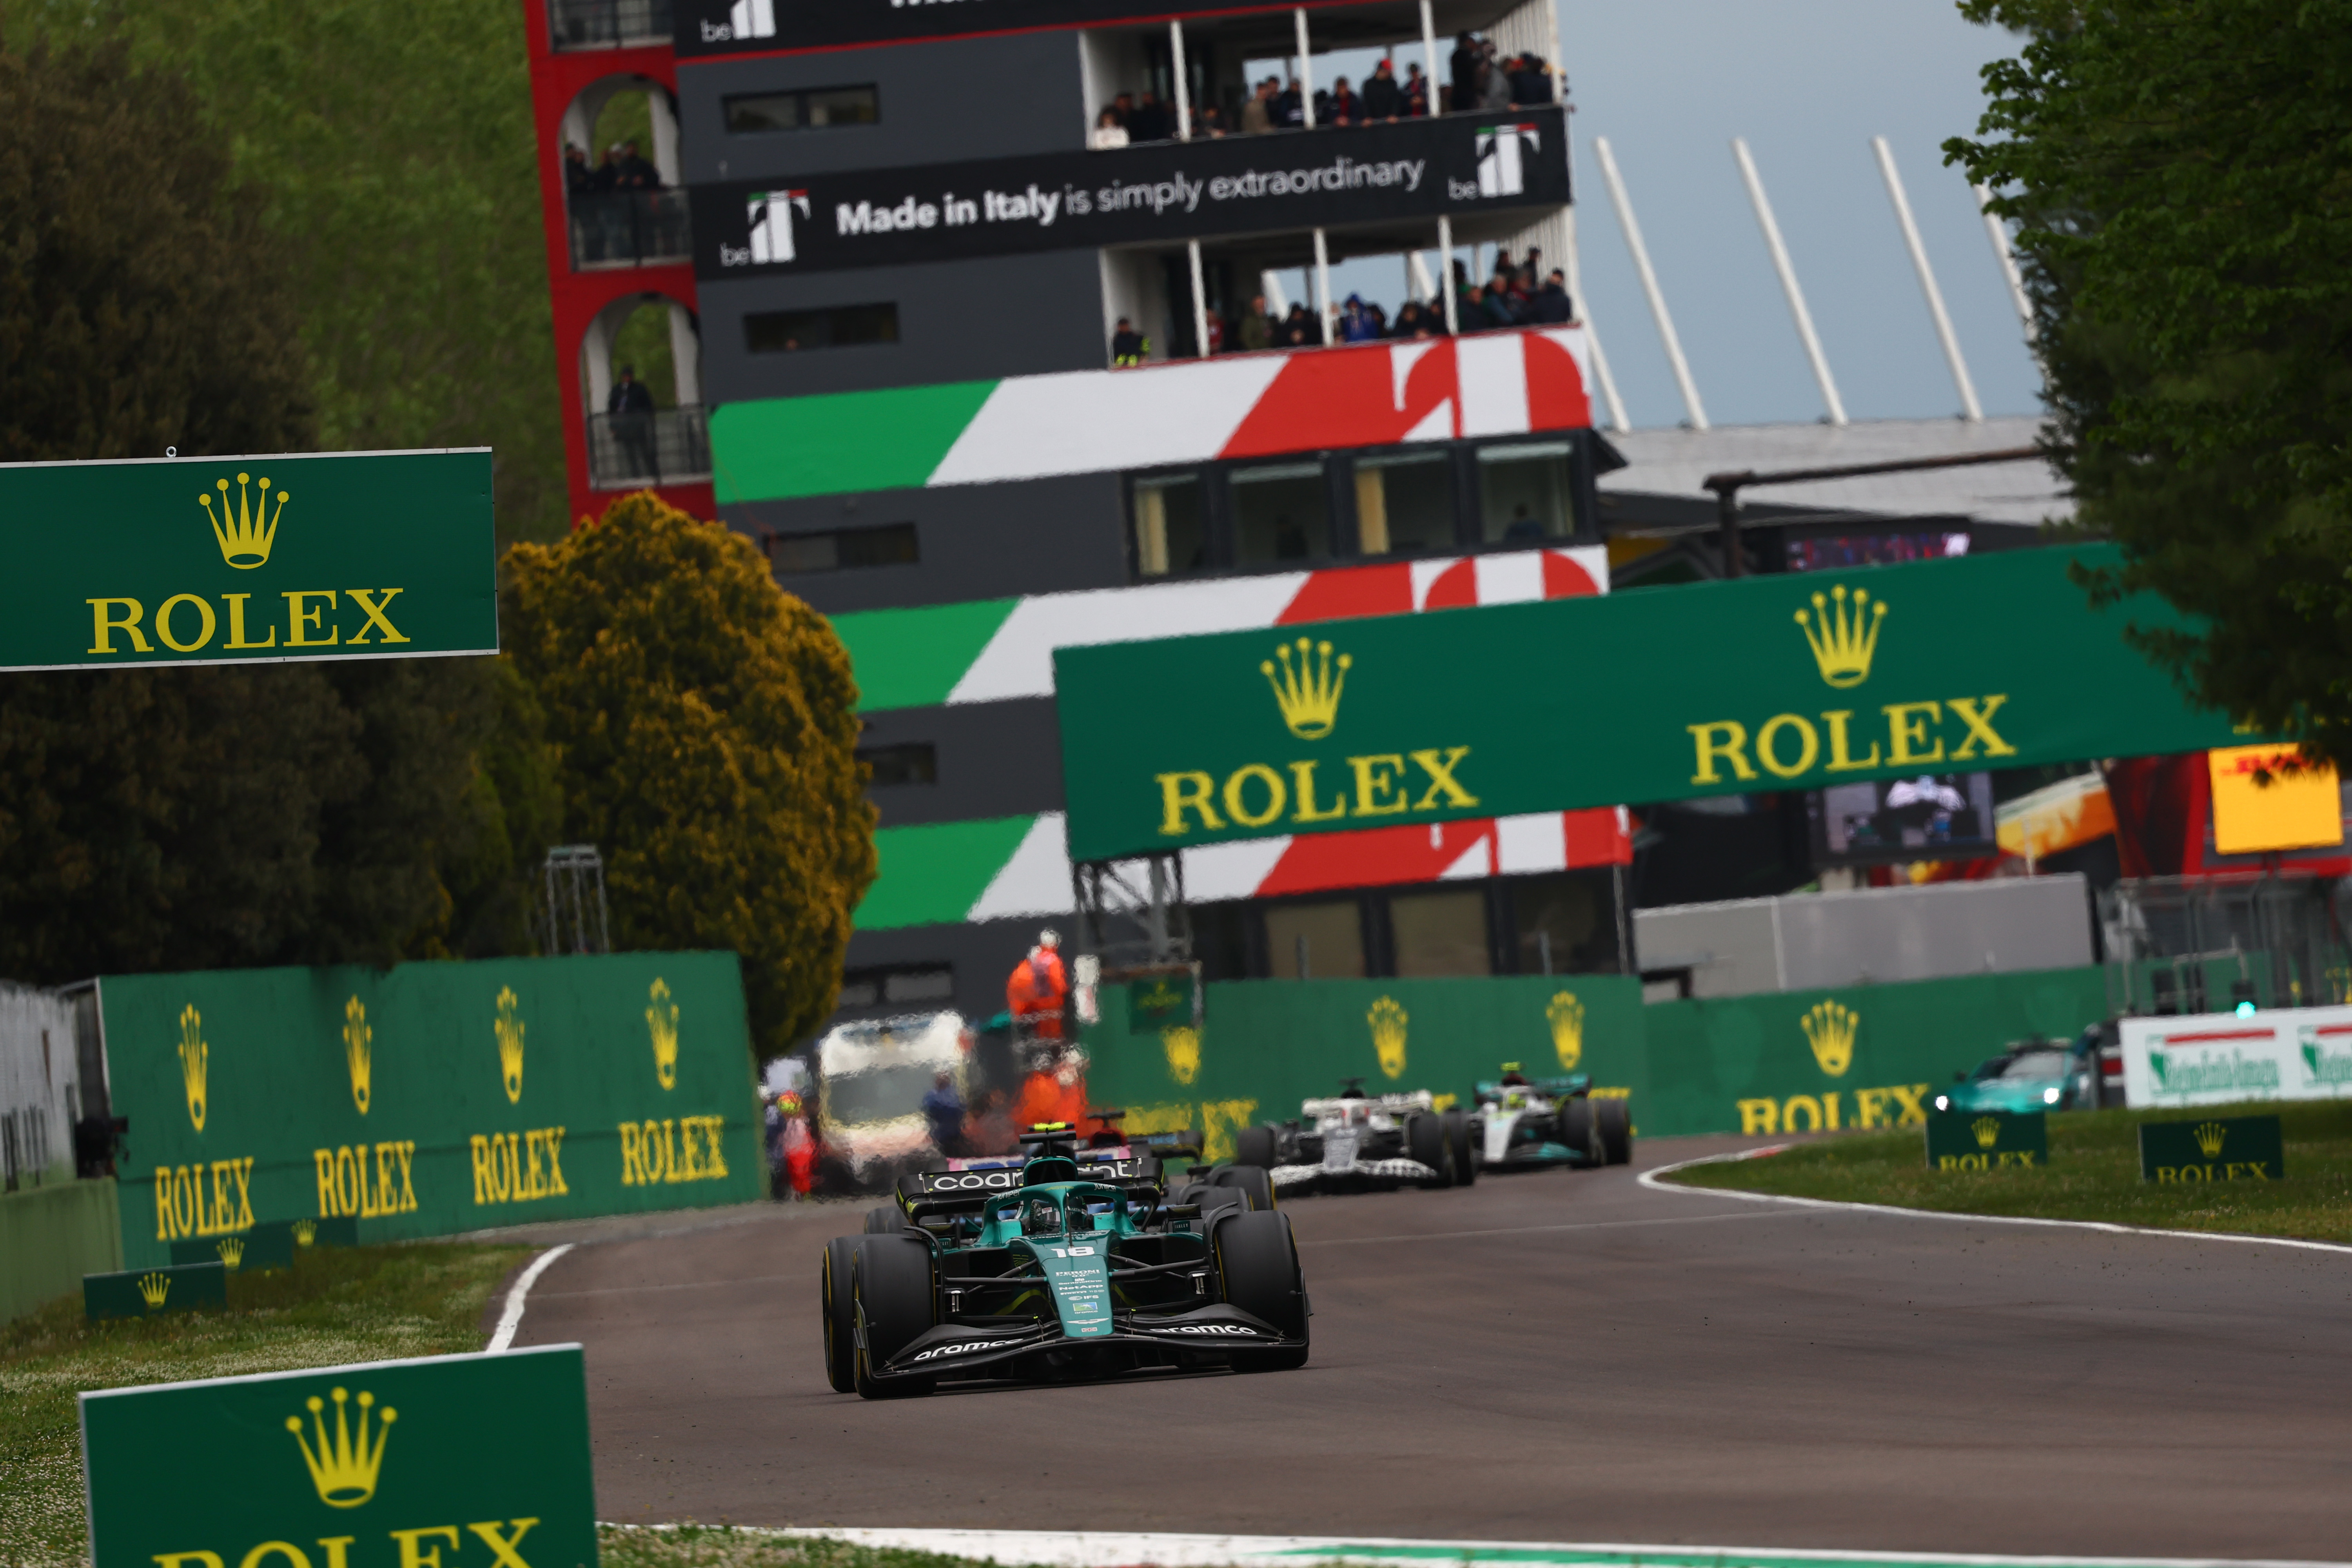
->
[2160, 1029, 2274, 1043]
[1275, 561, 1414, 625]
[1218, 339, 1457, 460]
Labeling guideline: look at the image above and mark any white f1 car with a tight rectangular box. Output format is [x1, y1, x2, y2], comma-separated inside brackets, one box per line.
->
[1230, 1082, 1477, 1194]
[1475, 1064, 1631, 1171]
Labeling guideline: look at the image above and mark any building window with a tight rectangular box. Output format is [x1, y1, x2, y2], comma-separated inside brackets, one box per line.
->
[838, 964, 954, 1008]
[1513, 871, 1620, 975]
[746, 303, 898, 353]
[724, 85, 880, 134]
[765, 521, 918, 573]
[1354, 451, 1454, 554]
[1264, 898, 1365, 980]
[1131, 474, 1207, 577]
[1231, 461, 1328, 566]
[1477, 441, 1575, 543]
[858, 742, 937, 788]
[1388, 887, 1492, 976]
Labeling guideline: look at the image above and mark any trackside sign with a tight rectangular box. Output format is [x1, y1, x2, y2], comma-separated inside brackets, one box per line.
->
[0, 448, 495, 673]
[81, 1345, 596, 1568]
[1052, 545, 2243, 863]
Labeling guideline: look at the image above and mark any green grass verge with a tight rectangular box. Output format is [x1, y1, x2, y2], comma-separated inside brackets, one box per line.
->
[1664, 1101, 2352, 1244]
[600, 1527, 1056, 1568]
[0, 1241, 529, 1568]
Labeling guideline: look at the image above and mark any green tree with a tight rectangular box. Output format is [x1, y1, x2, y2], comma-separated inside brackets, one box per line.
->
[504, 494, 877, 1058]
[1948, 1, 2352, 757]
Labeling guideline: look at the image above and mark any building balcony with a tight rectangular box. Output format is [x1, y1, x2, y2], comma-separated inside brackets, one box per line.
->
[588, 405, 711, 489]
[547, 0, 673, 51]
[570, 189, 692, 270]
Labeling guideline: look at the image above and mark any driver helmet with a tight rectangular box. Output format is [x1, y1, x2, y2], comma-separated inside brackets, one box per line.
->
[1023, 1196, 1062, 1236]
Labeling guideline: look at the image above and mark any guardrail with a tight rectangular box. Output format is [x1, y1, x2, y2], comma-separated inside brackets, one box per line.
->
[570, 189, 691, 270]
[588, 405, 711, 488]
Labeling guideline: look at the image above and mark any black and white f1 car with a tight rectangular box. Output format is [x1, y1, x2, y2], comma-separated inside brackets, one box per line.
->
[820, 1120, 1308, 1398]
[1228, 1082, 1477, 1194]
[1475, 1064, 1632, 1171]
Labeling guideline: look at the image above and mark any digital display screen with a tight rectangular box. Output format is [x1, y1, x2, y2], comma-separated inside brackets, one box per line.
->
[1809, 773, 1996, 866]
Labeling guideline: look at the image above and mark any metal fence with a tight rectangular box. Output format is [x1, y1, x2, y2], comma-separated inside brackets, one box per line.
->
[547, 0, 672, 48]
[587, 405, 710, 488]
[568, 189, 692, 270]
[2101, 872, 2352, 1016]
[0, 982, 83, 1189]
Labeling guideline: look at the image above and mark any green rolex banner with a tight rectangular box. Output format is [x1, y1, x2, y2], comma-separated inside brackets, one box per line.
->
[103, 953, 762, 1270]
[1924, 1109, 2049, 1169]
[84, 1262, 228, 1321]
[80, 1345, 597, 1568]
[2139, 1114, 2284, 1182]
[0, 448, 496, 672]
[1052, 544, 2245, 863]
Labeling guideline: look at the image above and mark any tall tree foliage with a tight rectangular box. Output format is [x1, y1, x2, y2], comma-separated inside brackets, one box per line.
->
[1949, 2, 2352, 756]
[504, 495, 877, 1058]
[0, 38, 547, 980]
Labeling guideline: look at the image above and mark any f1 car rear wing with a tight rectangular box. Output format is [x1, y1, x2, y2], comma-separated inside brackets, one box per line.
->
[896, 1151, 1168, 1219]
[1476, 1072, 1591, 1100]
[1301, 1089, 1436, 1117]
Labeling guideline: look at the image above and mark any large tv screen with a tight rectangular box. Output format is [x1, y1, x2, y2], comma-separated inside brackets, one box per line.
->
[1808, 773, 1996, 867]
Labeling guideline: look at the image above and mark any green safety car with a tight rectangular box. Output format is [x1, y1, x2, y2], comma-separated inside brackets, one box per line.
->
[819, 1122, 1309, 1398]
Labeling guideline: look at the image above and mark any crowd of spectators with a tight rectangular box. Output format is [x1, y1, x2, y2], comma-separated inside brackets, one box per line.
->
[564, 139, 663, 197]
[1091, 32, 1558, 147]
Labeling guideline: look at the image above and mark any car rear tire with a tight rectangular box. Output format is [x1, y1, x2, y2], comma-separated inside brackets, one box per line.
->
[1443, 1108, 1478, 1187]
[1233, 1123, 1278, 1170]
[820, 1236, 859, 1393]
[1211, 1163, 1276, 1211]
[862, 1204, 903, 1234]
[851, 1236, 937, 1399]
[1557, 1098, 1598, 1164]
[1213, 1209, 1309, 1371]
[1404, 1110, 1446, 1185]
[1595, 1096, 1632, 1165]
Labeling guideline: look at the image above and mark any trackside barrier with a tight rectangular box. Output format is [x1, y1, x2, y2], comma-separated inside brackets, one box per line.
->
[102, 953, 762, 1271]
[1, 1175, 123, 1323]
[1084, 965, 2111, 1143]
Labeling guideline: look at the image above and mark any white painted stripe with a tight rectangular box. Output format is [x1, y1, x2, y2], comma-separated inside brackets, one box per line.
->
[1473, 550, 1546, 604]
[1180, 834, 1298, 902]
[486, 1244, 573, 1352]
[1495, 812, 1567, 874]
[947, 574, 1307, 705]
[927, 358, 1289, 488]
[602, 1525, 2352, 1568]
[1639, 1148, 2352, 1256]
[965, 812, 1077, 922]
[1456, 334, 1532, 436]
[1439, 835, 1492, 879]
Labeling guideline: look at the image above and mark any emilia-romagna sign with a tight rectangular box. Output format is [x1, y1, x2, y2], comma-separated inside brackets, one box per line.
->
[0, 448, 496, 673]
[80, 1345, 597, 1568]
[1052, 544, 2250, 863]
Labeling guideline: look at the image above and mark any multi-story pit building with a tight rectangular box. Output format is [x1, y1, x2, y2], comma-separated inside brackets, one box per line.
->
[525, 0, 1637, 1032]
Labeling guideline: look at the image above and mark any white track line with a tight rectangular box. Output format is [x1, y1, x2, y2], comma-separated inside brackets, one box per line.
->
[600, 1524, 2352, 1568]
[486, 1243, 574, 1351]
[1639, 1147, 2352, 1256]
[1298, 1205, 1804, 1247]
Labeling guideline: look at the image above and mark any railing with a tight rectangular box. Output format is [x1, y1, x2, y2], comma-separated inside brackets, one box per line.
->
[588, 405, 711, 489]
[547, 0, 672, 49]
[569, 189, 692, 270]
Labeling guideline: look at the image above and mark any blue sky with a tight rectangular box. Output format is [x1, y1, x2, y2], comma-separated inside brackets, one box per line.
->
[1296, 1, 2038, 430]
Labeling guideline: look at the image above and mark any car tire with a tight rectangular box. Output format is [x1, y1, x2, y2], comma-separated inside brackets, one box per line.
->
[1213, 1209, 1309, 1371]
[1404, 1111, 1446, 1186]
[862, 1204, 904, 1234]
[1233, 1123, 1278, 1170]
[1211, 1163, 1276, 1211]
[1595, 1096, 1632, 1165]
[820, 1236, 859, 1393]
[851, 1236, 937, 1399]
[1557, 1098, 1597, 1165]
[1443, 1108, 1478, 1187]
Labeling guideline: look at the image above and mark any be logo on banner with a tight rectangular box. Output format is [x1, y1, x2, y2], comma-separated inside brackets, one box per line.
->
[80, 1345, 595, 1568]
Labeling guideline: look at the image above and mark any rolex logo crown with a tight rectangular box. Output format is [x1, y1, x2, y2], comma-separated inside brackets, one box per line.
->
[1794, 584, 1887, 688]
[178, 1004, 209, 1132]
[293, 1219, 318, 1247]
[1546, 991, 1585, 1071]
[1162, 1024, 1201, 1086]
[494, 987, 525, 1105]
[647, 978, 680, 1092]
[1800, 999, 1858, 1077]
[199, 472, 289, 570]
[216, 1236, 246, 1270]
[1971, 1116, 2001, 1149]
[344, 995, 373, 1117]
[1261, 637, 1351, 740]
[137, 1272, 172, 1310]
[287, 1386, 396, 1508]
[2193, 1121, 2227, 1158]
[1367, 995, 1408, 1079]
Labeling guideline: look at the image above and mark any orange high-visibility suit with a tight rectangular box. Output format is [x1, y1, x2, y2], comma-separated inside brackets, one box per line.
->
[1007, 947, 1068, 1040]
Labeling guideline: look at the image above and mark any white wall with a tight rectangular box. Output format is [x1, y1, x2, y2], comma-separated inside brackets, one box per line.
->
[0, 982, 83, 1184]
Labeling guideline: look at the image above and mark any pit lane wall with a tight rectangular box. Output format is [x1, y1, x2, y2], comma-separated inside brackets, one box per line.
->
[1083, 966, 2109, 1149]
[102, 953, 761, 1270]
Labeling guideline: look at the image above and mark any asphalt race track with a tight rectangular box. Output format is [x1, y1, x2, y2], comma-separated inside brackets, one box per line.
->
[509, 1136, 2352, 1559]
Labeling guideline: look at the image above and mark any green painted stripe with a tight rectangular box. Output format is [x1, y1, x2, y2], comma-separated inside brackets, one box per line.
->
[710, 380, 998, 503]
[855, 815, 1036, 931]
[833, 598, 1018, 712]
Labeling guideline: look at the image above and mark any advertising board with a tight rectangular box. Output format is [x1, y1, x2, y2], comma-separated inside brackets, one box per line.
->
[677, 0, 1318, 58]
[2118, 1005, 2352, 1108]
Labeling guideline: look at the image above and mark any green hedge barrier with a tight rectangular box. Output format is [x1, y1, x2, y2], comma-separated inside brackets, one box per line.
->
[103, 953, 761, 1270]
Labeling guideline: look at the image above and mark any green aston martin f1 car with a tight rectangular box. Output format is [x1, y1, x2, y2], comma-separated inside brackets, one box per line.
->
[819, 1122, 1310, 1398]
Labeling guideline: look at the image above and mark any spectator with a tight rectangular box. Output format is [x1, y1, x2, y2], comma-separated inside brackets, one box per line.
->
[1129, 91, 1171, 143]
[1092, 107, 1130, 149]
[922, 1071, 967, 1157]
[1279, 302, 1315, 346]
[1533, 268, 1574, 324]
[1479, 49, 1512, 111]
[1510, 52, 1555, 105]
[1450, 33, 1480, 113]
[1311, 84, 1332, 125]
[607, 363, 657, 479]
[1203, 311, 1225, 354]
[1403, 62, 1430, 117]
[1368, 301, 1390, 336]
[1327, 76, 1361, 126]
[1392, 299, 1433, 339]
[1482, 278, 1522, 329]
[1110, 316, 1149, 367]
[613, 139, 661, 190]
[1520, 247, 1544, 290]
[1339, 294, 1379, 343]
[1112, 91, 1135, 127]
[1196, 103, 1228, 138]
[563, 144, 597, 199]
[1241, 78, 1276, 134]
[1272, 77, 1305, 128]
[1363, 59, 1401, 121]
[1238, 294, 1275, 352]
